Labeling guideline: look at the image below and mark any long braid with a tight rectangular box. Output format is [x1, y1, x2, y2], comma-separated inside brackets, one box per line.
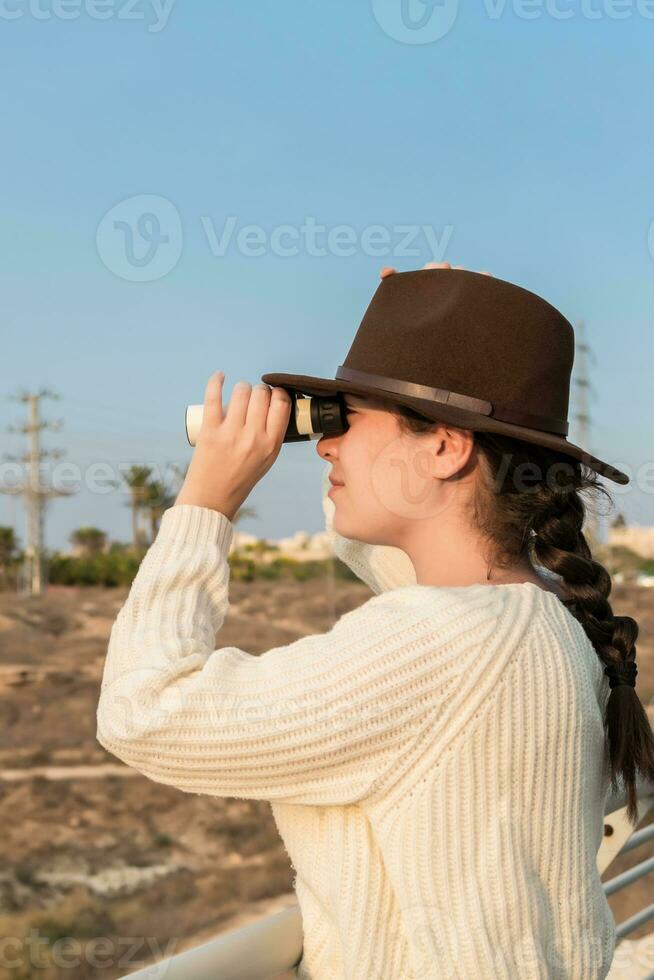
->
[528, 482, 647, 825]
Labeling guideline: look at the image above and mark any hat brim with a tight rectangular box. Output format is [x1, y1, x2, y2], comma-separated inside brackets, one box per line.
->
[261, 371, 630, 486]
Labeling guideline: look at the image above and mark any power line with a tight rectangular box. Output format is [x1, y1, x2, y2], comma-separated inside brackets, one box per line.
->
[1, 388, 74, 596]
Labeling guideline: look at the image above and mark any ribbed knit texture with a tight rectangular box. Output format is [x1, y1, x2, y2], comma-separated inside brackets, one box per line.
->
[96, 461, 617, 979]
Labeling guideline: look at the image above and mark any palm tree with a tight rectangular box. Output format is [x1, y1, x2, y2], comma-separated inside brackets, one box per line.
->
[142, 479, 176, 542]
[122, 465, 153, 552]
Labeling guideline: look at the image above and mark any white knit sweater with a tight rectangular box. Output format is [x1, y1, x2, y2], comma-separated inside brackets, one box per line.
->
[96, 462, 617, 979]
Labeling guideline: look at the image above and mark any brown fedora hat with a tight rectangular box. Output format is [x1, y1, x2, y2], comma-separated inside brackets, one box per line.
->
[261, 268, 629, 486]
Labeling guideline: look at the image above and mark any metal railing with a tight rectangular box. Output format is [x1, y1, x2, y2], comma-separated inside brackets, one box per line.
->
[599, 779, 654, 951]
[124, 778, 654, 980]
[124, 905, 303, 979]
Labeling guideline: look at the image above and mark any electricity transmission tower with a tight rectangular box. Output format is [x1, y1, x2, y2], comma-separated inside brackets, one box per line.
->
[1, 389, 74, 596]
[570, 321, 600, 551]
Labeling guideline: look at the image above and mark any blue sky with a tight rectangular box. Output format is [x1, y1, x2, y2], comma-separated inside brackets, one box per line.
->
[2, 0, 653, 551]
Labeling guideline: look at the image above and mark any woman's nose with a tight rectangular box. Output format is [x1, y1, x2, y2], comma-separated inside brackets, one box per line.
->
[316, 434, 338, 460]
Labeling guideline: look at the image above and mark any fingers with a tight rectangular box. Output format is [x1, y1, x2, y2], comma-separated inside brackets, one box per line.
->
[224, 380, 292, 444]
[203, 371, 225, 429]
[384, 261, 493, 276]
[266, 386, 293, 441]
[225, 379, 254, 428]
[381, 263, 457, 277]
[244, 382, 288, 436]
[244, 383, 272, 432]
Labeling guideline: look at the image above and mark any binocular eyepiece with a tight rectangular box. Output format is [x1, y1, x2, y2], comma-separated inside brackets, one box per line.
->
[185, 391, 348, 447]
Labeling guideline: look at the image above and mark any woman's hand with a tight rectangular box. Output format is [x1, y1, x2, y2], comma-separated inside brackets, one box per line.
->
[379, 261, 493, 278]
[175, 372, 293, 521]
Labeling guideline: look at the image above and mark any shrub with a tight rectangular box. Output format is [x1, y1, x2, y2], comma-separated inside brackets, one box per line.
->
[228, 555, 256, 581]
[46, 551, 141, 587]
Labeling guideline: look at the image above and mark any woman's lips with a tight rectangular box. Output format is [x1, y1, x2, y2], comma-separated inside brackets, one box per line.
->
[328, 484, 344, 496]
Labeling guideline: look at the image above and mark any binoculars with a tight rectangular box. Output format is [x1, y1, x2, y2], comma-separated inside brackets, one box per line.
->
[185, 390, 349, 447]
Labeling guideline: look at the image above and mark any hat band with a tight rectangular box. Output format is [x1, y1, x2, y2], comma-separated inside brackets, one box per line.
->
[335, 366, 569, 437]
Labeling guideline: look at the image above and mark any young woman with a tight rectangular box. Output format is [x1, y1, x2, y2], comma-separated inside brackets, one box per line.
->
[97, 263, 654, 979]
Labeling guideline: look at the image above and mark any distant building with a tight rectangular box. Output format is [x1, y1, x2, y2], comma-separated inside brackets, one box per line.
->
[230, 529, 334, 562]
[229, 531, 260, 554]
[608, 525, 654, 559]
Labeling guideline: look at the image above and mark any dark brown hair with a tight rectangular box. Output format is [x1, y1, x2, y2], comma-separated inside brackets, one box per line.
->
[391, 401, 654, 827]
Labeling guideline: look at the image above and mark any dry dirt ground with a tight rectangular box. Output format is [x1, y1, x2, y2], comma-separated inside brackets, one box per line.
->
[0, 579, 652, 979]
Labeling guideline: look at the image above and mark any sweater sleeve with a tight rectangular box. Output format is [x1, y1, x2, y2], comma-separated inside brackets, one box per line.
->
[320, 461, 417, 594]
[96, 503, 483, 807]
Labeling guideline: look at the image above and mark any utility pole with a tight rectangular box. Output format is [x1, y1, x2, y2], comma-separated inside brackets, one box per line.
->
[570, 321, 600, 551]
[1, 389, 73, 596]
